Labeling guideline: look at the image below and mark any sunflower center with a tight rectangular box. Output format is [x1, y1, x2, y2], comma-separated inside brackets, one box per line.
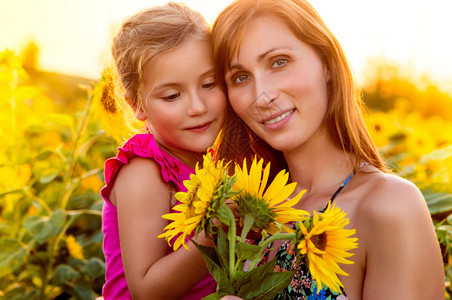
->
[313, 232, 327, 251]
[186, 184, 202, 216]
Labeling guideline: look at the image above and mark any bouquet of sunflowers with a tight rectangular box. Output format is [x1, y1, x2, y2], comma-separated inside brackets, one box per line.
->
[159, 153, 358, 299]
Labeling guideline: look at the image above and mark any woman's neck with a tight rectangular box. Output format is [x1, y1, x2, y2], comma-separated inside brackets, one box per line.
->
[283, 130, 354, 197]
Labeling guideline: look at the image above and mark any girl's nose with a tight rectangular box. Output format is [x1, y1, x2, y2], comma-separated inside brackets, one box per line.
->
[187, 91, 208, 117]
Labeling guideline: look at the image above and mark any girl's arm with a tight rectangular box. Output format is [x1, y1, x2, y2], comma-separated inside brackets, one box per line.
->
[112, 157, 212, 299]
[360, 174, 444, 299]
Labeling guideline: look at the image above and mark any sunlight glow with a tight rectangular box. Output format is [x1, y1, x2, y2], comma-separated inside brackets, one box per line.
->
[1, 0, 451, 93]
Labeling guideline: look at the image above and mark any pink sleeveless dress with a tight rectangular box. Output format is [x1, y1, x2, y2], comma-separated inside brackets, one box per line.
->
[100, 134, 216, 299]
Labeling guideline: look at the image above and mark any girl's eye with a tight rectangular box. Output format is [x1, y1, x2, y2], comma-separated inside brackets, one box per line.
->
[202, 81, 217, 89]
[232, 74, 250, 85]
[272, 58, 288, 69]
[161, 93, 180, 102]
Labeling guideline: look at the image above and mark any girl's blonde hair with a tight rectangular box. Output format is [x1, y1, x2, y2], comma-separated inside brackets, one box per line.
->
[111, 2, 210, 113]
[212, 0, 387, 174]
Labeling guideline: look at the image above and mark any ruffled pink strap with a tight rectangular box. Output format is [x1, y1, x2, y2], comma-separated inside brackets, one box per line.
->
[101, 134, 193, 201]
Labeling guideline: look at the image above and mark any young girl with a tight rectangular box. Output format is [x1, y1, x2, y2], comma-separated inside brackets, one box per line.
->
[100, 3, 226, 299]
[212, 0, 445, 299]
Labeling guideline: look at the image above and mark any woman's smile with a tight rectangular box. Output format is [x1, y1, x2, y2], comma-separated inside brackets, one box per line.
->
[262, 108, 296, 130]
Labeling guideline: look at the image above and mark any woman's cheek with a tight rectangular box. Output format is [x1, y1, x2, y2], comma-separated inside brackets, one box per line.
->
[228, 89, 247, 115]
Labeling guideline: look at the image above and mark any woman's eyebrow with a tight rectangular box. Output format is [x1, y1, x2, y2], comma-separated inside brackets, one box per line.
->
[257, 47, 292, 62]
[257, 48, 278, 62]
[229, 63, 244, 71]
[229, 47, 293, 70]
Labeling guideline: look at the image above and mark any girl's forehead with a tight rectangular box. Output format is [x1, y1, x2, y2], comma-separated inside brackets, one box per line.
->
[142, 38, 214, 89]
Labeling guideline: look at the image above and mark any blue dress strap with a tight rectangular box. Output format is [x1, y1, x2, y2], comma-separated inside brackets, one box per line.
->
[330, 172, 354, 201]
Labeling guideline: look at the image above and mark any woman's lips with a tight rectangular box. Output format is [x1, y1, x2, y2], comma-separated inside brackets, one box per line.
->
[262, 109, 295, 130]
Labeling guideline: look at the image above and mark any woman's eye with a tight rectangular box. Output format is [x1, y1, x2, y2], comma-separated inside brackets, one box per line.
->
[162, 93, 180, 101]
[233, 74, 250, 85]
[272, 58, 288, 69]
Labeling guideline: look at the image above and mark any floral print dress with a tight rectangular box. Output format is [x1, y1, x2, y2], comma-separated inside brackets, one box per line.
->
[273, 240, 348, 300]
[272, 171, 358, 300]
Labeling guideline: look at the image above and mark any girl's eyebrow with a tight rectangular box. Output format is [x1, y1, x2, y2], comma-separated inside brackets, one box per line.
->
[153, 68, 216, 90]
[199, 68, 216, 78]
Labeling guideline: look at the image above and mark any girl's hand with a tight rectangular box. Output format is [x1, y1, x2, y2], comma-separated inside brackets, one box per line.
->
[220, 296, 243, 300]
[194, 229, 215, 247]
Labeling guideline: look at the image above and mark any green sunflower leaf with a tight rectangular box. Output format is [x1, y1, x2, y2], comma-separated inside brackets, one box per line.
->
[216, 203, 235, 226]
[238, 269, 295, 300]
[22, 209, 66, 244]
[235, 257, 278, 290]
[193, 241, 220, 267]
[0, 238, 29, 277]
[193, 241, 235, 294]
[202, 292, 222, 300]
[216, 228, 230, 273]
[235, 241, 261, 264]
[51, 264, 80, 285]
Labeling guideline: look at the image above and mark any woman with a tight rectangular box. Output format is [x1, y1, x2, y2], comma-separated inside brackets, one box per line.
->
[212, 0, 445, 298]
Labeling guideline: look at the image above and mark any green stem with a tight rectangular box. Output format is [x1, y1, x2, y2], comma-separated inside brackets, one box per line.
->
[260, 232, 295, 249]
[23, 187, 52, 215]
[61, 90, 93, 209]
[42, 214, 77, 298]
[247, 232, 296, 271]
[66, 209, 102, 217]
[240, 214, 255, 242]
[228, 218, 237, 279]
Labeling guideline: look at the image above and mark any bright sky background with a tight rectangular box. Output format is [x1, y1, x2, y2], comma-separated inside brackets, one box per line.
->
[1, 0, 451, 92]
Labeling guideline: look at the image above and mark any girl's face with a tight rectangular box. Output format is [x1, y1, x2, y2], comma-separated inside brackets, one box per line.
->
[136, 37, 226, 163]
[225, 16, 330, 153]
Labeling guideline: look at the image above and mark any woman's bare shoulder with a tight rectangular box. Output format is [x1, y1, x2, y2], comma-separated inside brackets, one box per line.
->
[354, 169, 428, 226]
[352, 170, 444, 298]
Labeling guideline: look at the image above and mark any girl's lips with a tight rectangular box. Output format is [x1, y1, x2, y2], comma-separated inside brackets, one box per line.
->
[186, 121, 212, 133]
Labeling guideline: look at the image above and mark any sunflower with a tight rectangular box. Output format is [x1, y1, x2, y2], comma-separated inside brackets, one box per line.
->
[232, 157, 308, 234]
[158, 153, 229, 250]
[297, 202, 358, 293]
[92, 66, 144, 143]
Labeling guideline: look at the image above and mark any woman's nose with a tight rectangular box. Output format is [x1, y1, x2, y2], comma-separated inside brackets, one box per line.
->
[253, 74, 279, 109]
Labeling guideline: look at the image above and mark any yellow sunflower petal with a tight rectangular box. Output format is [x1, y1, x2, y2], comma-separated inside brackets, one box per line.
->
[258, 161, 270, 196]
[248, 157, 263, 196]
[158, 152, 228, 250]
[262, 170, 286, 197]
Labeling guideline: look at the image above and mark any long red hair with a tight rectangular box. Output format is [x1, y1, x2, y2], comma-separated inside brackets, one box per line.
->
[212, 0, 387, 174]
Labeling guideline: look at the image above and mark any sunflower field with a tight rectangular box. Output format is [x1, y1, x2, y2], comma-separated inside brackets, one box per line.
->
[0, 50, 115, 299]
[0, 49, 451, 299]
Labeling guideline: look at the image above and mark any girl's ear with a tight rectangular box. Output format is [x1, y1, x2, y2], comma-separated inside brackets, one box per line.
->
[125, 93, 146, 121]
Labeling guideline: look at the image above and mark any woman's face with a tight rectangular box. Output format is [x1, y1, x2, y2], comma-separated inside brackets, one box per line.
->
[225, 15, 330, 153]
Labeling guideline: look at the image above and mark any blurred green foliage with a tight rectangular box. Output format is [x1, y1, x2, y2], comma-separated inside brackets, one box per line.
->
[0, 49, 116, 299]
